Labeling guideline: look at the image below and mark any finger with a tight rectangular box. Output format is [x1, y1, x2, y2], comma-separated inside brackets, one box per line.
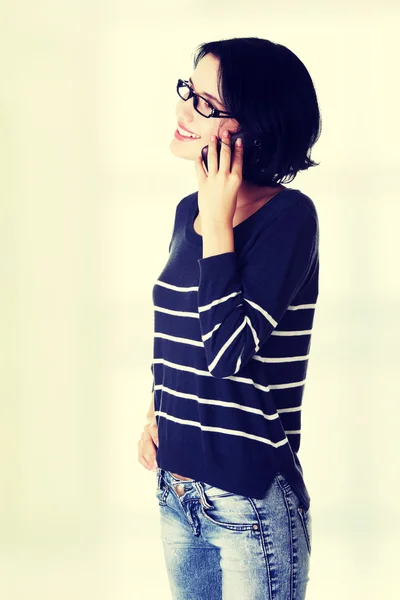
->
[140, 437, 158, 466]
[207, 135, 218, 176]
[138, 438, 158, 470]
[138, 449, 158, 472]
[138, 455, 157, 472]
[145, 453, 158, 469]
[149, 422, 159, 447]
[231, 137, 244, 178]
[219, 131, 232, 173]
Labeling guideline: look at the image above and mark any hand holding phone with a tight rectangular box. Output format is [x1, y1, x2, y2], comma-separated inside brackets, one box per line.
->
[201, 131, 246, 172]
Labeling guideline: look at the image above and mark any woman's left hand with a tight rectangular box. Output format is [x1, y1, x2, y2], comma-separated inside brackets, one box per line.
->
[194, 131, 243, 227]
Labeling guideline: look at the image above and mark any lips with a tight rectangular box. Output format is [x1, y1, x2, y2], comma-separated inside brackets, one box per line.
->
[174, 129, 199, 141]
[178, 121, 198, 135]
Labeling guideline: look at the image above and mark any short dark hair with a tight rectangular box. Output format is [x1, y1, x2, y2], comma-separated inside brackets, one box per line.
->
[192, 37, 322, 186]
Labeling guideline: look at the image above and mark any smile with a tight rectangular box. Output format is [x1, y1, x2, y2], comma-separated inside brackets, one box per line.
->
[175, 125, 201, 139]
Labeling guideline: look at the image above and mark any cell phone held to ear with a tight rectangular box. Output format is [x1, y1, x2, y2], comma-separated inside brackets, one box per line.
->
[201, 130, 250, 172]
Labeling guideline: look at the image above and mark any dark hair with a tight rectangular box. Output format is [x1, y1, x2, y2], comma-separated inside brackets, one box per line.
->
[192, 37, 322, 186]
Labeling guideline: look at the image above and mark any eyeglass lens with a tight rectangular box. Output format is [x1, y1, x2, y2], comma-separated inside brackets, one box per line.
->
[177, 81, 213, 117]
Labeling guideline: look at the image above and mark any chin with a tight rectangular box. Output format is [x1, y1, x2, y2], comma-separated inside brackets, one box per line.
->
[169, 138, 202, 161]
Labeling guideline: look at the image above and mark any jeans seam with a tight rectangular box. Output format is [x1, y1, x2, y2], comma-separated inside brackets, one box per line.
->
[297, 507, 312, 555]
[275, 475, 294, 600]
[247, 498, 273, 599]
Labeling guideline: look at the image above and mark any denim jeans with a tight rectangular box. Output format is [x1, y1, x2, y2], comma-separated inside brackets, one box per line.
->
[155, 468, 312, 600]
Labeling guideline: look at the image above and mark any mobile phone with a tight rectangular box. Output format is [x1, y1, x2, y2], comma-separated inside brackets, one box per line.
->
[201, 130, 246, 172]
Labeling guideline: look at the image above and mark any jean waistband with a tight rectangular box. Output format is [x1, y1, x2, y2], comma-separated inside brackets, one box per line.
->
[157, 468, 214, 509]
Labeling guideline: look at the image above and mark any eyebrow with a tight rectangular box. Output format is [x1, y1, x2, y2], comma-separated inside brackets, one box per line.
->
[189, 77, 222, 106]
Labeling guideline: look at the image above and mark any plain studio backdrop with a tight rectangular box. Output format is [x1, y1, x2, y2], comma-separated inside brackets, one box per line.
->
[1, 1, 399, 599]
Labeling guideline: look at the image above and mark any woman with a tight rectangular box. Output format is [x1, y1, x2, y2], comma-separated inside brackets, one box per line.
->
[138, 36, 321, 599]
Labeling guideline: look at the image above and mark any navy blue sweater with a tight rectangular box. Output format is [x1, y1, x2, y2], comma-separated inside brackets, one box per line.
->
[150, 187, 319, 510]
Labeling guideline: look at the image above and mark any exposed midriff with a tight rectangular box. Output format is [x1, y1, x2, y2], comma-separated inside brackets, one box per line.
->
[170, 472, 195, 481]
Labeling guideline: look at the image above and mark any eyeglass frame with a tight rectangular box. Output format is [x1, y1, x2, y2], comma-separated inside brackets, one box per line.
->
[176, 79, 235, 119]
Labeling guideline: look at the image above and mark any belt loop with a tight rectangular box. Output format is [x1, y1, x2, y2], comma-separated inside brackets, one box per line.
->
[194, 481, 214, 509]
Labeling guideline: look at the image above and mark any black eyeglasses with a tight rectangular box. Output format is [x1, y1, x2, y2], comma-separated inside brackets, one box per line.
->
[176, 79, 235, 119]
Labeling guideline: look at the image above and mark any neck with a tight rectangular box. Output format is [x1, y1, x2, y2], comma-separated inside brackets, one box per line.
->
[236, 182, 286, 209]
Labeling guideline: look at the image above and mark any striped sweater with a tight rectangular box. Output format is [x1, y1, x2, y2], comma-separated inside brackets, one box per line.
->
[150, 187, 319, 509]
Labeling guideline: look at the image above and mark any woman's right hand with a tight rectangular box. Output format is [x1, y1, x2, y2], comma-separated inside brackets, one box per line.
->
[138, 417, 159, 472]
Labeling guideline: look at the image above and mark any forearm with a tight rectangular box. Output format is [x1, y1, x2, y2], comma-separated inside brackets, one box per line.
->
[201, 219, 234, 258]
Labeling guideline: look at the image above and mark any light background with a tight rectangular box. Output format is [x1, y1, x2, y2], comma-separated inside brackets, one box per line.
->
[1, 1, 399, 598]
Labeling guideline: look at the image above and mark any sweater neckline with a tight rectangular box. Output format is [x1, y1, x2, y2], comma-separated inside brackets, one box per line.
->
[184, 187, 296, 247]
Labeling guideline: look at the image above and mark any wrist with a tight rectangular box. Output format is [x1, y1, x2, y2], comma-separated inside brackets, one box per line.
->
[201, 216, 233, 232]
[201, 219, 234, 258]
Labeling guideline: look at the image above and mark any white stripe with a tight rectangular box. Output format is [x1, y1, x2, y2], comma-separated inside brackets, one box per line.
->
[154, 306, 243, 325]
[198, 290, 242, 312]
[287, 303, 316, 310]
[155, 281, 315, 309]
[155, 382, 302, 416]
[271, 329, 312, 336]
[277, 406, 302, 413]
[154, 358, 218, 378]
[229, 377, 270, 392]
[201, 315, 260, 371]
[243, 297, 277, 327]
[155, 323, 311, 347]
[244, 315, 260, 351]
[154, 332, 203, 347]
[208, 319, 247, 372]
[202, 322, 221, 342]
[154, 305, 199, 318]
[153, 358, 305, 391]
[269, 379, 306, 390]
[200, 310, 257, 345]
[155, 384, 280, 420]
[155, 324, 309, 363]
[155, 411, 289, 448]
[234, 353, 242, 374]
[156, 280, 198, 292]
[284, 430, 301, 434]
[253, 354, 310, 363]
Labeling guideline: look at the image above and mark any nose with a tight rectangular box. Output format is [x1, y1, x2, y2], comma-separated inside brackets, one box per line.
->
[176, 100, 197, 126]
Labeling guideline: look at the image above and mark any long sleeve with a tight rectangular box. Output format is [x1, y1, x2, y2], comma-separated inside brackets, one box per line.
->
[197, 201, 318, 378]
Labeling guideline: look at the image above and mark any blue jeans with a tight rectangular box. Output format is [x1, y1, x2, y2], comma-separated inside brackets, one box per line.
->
[155, 468, 312, 599]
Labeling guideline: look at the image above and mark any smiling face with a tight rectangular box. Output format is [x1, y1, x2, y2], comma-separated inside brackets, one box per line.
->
[170, 52, 286, 204]
[169, 53, 239, 162]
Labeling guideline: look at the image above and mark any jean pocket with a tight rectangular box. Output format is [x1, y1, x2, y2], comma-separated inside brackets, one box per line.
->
[297, 505, 312, 555]
[200, 492, 258, 531]
[202, 482, 236, 499]
[274, 471, 297, 497]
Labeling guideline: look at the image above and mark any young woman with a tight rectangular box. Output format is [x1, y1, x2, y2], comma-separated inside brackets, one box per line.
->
[138, 36, 321, 599]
